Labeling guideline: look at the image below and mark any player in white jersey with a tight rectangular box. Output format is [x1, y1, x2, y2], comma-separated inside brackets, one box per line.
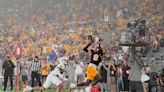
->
[23, 57, 69, 92]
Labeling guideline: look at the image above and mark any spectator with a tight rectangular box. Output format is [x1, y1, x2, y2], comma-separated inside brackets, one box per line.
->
[48, 50, 56, 62]
[122, 59, 131, 92]
[157, 68, 164, 92]
[14, 60, 21, 92]
[117, 63, 124, 92]
[73, 56, 84, 92]
[2, 55, 15, 91]
[109, 59, 117, 92]
[29, 55, 42, 92]
[141, 63, 151, 92]
[20, 60, 29, 87]
[152, 36, 160, 52]
[98, 61, 108, 92]
[74, 56, 84, 84]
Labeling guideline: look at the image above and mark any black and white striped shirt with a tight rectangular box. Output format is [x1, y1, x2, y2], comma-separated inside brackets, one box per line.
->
[30, 60, 41, 72]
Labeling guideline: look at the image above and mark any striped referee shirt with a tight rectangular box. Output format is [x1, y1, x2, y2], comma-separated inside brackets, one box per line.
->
[30, 60, 41, 72]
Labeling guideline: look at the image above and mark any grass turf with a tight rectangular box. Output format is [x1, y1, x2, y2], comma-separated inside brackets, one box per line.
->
[0, 86, 72, 92]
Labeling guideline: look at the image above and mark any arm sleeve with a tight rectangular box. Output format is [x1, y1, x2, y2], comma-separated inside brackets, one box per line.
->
[83, 43, 91, 52]
[12, 62, 15, 68]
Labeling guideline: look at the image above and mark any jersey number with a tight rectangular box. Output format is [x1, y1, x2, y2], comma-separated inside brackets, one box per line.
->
[93, 54, 99, 61]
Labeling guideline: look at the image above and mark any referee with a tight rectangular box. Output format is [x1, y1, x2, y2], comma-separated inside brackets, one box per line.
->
[30, 55, 42, 92]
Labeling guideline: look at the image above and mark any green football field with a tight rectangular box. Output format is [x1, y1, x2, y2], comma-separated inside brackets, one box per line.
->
[0, 86, 72, 92]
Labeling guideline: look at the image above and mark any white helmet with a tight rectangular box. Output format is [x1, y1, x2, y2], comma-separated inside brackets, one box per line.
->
[58, 57, 68, 70]
[95, 36, 100, 43]
[59, 57, 67, 64]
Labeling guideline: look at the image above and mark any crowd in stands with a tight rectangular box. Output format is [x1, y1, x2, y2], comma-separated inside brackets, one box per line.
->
[0, 0, 163, 92]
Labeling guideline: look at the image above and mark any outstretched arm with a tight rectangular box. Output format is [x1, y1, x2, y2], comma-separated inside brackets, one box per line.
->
[83, 37, 94, 52]
[83, 43, 92, 52]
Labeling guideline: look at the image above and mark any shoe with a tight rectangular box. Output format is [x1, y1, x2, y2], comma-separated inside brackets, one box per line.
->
[23, 85, 32, 92]
[70, 83, 76, 88]
[85, 86, 91, 92]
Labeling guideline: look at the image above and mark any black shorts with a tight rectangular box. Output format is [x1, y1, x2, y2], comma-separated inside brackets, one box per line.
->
[123, 78, 130, 91]
[22, 75, 28, 81]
